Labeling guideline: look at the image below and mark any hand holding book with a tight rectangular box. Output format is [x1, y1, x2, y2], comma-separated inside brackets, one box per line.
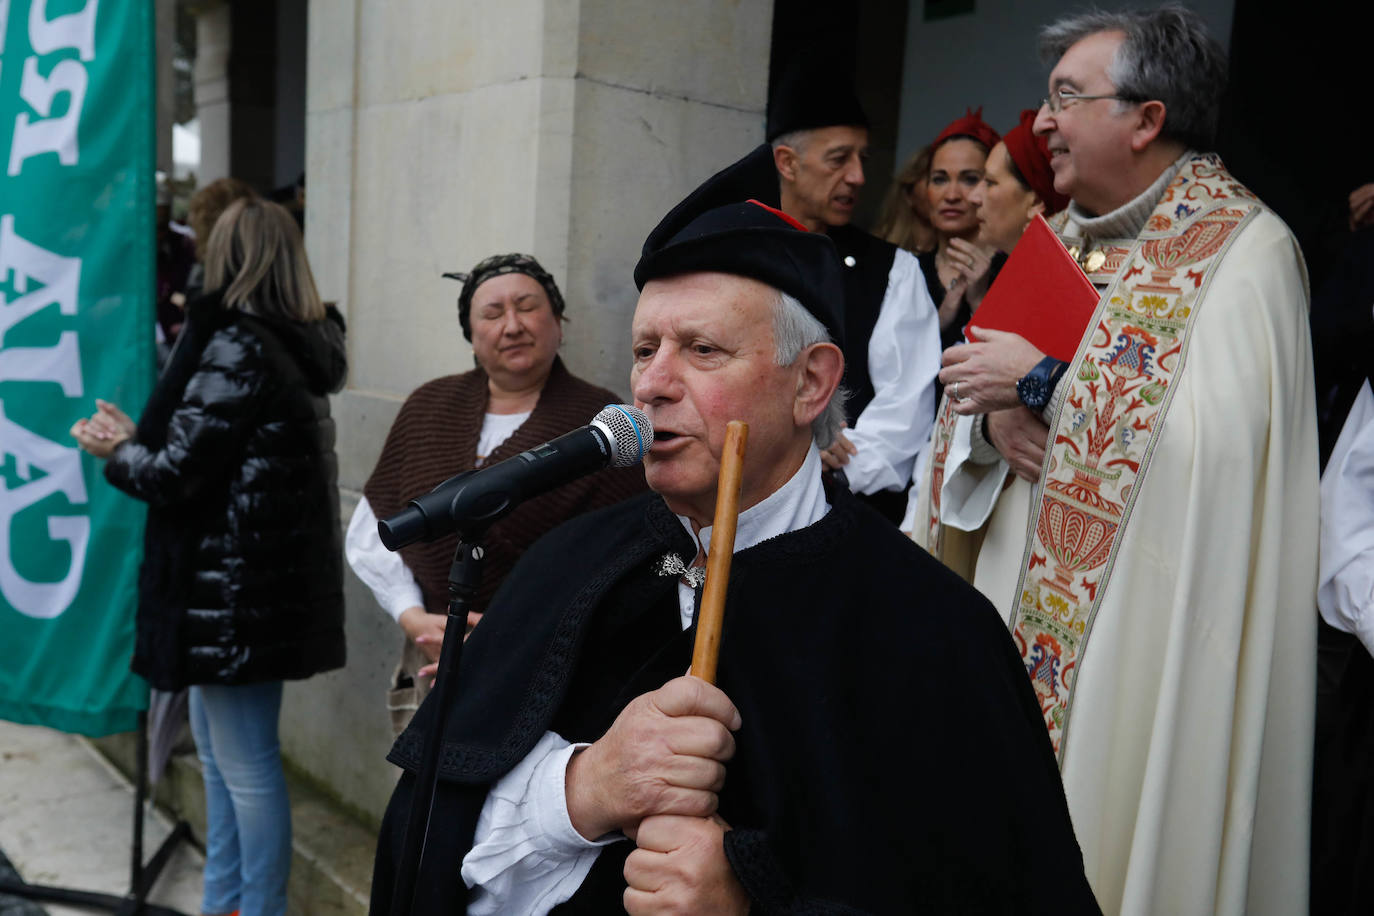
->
[962, 214, 1099, 362]
[937, 214, 1100, 416]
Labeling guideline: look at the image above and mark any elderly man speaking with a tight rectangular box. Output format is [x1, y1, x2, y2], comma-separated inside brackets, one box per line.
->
[367, 152, 1099, 913]
[933, 6, 1318, 915]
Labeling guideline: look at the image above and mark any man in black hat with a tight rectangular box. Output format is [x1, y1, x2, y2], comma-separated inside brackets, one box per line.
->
[767, 68, 941, 524]
[368, 176, 1098, 913]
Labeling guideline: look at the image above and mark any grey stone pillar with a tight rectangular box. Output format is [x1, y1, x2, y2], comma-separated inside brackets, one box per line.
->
[296, 0, 774, 824]
[155, 0, 175, 175]
[191, 2, 230, 184]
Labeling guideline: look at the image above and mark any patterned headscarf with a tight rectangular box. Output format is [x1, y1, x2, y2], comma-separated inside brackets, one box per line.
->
[443, 253, 567, 342]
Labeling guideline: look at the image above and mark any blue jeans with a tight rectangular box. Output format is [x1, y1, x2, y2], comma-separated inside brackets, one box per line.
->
[188, 682, 291, 916]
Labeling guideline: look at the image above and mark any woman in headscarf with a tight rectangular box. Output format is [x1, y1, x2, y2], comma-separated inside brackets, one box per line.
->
[968, 109, 1071, 255]
[936, 108, 1074, 466]
[344, 253, 646, 733]
[905, 110, 1071, 598]
[916, 108, 1003, 351]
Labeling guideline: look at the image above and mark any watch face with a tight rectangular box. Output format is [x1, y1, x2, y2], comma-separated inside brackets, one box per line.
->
[1018, 376, 1049, 410]
[1019, 357, 1060, 411]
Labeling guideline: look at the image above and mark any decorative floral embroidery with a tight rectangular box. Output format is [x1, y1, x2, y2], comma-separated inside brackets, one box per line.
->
[1010, 154, 1260, 758]
[923, 393, 963, 556]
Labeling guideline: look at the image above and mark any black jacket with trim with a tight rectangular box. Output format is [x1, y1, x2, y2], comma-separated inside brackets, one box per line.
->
[370, 485, 1100, 914]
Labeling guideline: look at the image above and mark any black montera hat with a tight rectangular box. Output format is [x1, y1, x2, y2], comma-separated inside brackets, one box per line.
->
[765, 58, 869, 142]
[633, 145, 845, 350]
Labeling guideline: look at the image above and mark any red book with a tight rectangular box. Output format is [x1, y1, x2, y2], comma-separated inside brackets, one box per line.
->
[963, 214, 1100, 363]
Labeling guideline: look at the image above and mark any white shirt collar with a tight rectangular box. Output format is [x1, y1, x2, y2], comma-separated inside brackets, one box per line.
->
[674, 443, 830, 559]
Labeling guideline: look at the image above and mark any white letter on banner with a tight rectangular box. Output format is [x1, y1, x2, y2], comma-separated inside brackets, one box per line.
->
[0, 404, 90, 619]
[28, 0, 98, 62]
[0, 331, 82, 395]
[0, 214, 82, 340]
[7, 56, 88, 176]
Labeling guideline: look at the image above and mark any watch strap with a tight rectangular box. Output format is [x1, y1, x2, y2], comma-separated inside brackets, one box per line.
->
[1017, 356, 1066, 410]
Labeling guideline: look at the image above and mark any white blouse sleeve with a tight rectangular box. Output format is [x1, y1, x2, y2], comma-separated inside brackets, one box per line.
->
[462, 731, 623, 915]
[841, 249, 941, 494]
[344, 496, 425, 622]
[1318, 381, 1374, 657]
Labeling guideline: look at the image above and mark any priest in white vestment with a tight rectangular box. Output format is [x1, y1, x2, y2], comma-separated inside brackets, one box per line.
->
[923, 9, 1319, 915]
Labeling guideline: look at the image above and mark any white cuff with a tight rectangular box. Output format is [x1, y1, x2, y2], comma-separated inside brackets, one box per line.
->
[462, 734, 622, 915]
[939, 414, 1007, 531]
[384, 589, 426, 622]
[533, 743, 619, 853]
[464, 739, 614, 891]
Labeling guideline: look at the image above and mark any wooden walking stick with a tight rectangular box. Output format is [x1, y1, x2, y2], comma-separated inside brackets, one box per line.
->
[690, 420, 748, 685]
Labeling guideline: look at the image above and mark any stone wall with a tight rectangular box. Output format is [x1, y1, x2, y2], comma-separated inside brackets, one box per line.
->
[292, 0, 774, 825]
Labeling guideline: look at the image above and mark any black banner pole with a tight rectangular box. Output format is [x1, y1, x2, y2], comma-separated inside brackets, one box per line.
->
[388, 536, 486, 916]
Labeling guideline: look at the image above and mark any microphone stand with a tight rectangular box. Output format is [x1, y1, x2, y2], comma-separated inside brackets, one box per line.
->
[388, 532, 486, 916]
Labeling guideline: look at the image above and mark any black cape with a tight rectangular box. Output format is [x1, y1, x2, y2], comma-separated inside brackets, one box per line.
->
[370, 486, 1099, 914]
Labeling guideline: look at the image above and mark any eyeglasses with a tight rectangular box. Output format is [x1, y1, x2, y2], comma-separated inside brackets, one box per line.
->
[1040, 88, 1145, 113]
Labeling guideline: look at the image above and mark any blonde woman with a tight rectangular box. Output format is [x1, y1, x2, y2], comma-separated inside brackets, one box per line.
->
[873, 144, 937, 256]
[72, 197, 347, 916]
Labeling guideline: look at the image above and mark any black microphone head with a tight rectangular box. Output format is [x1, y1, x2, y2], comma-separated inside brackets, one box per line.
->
[591, 404, 654, 467]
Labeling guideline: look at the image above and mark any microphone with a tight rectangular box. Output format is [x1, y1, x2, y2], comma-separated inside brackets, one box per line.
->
[377, 404, 653, 549]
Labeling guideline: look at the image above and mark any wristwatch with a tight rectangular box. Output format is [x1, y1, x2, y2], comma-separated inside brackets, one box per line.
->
[1017, 356, 1068, 412]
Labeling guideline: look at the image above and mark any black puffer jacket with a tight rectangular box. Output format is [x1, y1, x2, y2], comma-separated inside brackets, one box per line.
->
[106, 291, 348, 689]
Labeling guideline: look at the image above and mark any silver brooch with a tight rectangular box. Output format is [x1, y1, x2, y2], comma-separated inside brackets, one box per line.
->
[655, 553, 706, 588]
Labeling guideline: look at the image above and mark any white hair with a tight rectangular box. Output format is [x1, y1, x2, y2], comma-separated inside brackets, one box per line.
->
[770, 129, 811, 156]
[771, 290, 847, 448]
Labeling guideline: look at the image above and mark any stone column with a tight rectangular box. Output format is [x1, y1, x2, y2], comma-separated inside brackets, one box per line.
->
[191, 2, 231, 184]
[155, 0, 175, 175]
[555, 1, 774, 394]
[297, 0, 773, 823]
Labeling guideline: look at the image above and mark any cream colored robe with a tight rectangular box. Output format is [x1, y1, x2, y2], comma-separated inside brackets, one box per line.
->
[916, 158, 1318, 916]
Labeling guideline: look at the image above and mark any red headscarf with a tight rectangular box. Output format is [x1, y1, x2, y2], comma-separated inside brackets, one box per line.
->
[932, 106, 1001, 153]
[1001, 109, 1070, 215]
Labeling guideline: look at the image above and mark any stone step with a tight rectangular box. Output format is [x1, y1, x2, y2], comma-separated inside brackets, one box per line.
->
[92, 733, 375, 916]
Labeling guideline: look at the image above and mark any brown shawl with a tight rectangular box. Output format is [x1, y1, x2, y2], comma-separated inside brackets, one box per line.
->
[363, 357, 648, 615]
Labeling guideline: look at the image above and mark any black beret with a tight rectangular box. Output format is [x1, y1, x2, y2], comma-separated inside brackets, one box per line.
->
[633, 145, 845, 351]
[766, 58, 869, 142]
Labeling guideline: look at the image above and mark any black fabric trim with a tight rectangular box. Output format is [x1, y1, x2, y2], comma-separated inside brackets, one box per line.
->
[387, 495, 694, 782]
[371, 480, 1102, 913]
[386, 486, 861, 782]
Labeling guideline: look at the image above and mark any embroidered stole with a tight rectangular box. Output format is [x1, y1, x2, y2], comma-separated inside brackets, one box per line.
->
[1009, 154, 1261, 758]
[923, 392, 960, 558]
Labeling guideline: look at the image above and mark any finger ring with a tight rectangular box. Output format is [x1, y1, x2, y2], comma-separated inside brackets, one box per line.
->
[952, 381, 962, 401]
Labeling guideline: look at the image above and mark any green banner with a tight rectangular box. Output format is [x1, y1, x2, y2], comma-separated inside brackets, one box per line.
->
[0, 0, 154, 736]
